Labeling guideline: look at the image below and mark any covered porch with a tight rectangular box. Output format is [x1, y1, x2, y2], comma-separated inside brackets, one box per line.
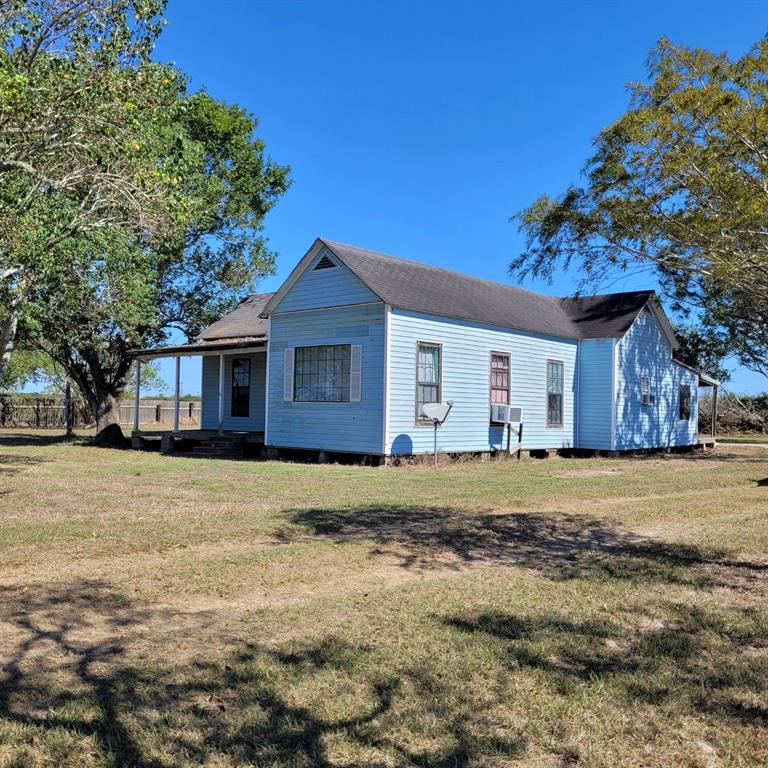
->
[129, 336, 268, 456]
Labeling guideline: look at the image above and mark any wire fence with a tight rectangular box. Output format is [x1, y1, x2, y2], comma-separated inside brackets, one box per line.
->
[0, 396, 200, 429]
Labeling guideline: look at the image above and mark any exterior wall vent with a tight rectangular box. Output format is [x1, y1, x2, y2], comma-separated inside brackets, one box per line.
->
[313, 254, 337, 270]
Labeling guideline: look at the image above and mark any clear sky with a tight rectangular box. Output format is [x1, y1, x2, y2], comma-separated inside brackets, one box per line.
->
[148, 0, 768, 396]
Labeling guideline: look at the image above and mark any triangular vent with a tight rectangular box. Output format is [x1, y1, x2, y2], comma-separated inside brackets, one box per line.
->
[313, 254, 337, 270]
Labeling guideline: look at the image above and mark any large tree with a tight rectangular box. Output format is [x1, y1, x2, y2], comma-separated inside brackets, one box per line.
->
[27, 91, 290, 427]
[2, 2, 290, 427]
[511, 37, 768, 377]
[0, 0, 182, 383]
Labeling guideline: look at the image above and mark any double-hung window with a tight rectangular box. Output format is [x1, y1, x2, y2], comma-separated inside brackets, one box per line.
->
[641, 376, 653, 406]
[293, 344, 352, 402]
[231, 359, 251, 417]
[416, 343, 441, 421]
[546, 360, 564, 427]
[490, 353, 510, 405]
[679, 384, 691, 420]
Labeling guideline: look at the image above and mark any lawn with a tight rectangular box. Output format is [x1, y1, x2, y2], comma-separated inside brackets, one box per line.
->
[717, 433, 768, 445]
[0, 431, 766, 768]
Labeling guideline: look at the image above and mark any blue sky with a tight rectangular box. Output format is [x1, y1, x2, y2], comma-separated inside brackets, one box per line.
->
[148, 0, 767, 396]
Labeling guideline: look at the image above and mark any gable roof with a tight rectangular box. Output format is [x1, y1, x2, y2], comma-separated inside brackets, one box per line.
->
[561, 290, 656, 339]
[198, 293, 273, 341]
[261, 238, 674, 343]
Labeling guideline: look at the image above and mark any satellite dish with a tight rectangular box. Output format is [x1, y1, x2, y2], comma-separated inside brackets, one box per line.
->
[422, 402, 452, 424]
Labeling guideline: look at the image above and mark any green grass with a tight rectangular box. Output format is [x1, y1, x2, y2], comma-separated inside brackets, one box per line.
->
[718, 432, 768, 444]
[0, 429, 766, 767]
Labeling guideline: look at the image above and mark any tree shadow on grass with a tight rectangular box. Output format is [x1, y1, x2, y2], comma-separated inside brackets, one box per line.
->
[287, 505, 766, 589]
[0, 453, 47, 476]
[443, 603, 768, 726]
[0, 580, 527, 767]
[0, 431, 76, 448]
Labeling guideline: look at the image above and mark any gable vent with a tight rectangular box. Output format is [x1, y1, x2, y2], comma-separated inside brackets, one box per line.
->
[313, 254, 337, 270]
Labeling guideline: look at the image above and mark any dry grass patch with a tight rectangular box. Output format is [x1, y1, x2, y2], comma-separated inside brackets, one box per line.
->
[0, 430, 766, 767]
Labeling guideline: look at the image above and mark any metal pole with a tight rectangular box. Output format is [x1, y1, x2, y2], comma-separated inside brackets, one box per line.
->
[433, 420, 438, 468]
[133, 360, 141, 434]
[173, 355, 181, 432]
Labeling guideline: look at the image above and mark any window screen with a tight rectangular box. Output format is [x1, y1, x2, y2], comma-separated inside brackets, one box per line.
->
[231, 359, 250, 417]
[679, 384, 691, 420]
[490, 353, 510, 405]
[416, 343, 441, 420]
[546, 360, 564, 427]
[293, 344, 351, 402]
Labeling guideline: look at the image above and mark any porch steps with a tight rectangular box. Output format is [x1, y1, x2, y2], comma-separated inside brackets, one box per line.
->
[187, 435, 244, 458]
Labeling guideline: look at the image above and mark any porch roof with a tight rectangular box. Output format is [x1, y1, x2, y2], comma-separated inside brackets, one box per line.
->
[131, 336, 267, 360]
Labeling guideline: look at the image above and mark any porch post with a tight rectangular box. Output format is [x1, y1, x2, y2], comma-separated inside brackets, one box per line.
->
[217, 353, 225, 434]
[711, 384, 718, 440]
[173, 355, 181, 432]
[133, 359, 141, 433]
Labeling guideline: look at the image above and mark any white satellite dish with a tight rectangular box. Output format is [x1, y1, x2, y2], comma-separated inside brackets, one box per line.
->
[422, 402, 452, 424]
[421, 401, 454, 466]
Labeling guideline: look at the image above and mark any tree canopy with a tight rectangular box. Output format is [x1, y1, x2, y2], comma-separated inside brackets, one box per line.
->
[1, 1, 291, 425]
[511, 37, 768, 377]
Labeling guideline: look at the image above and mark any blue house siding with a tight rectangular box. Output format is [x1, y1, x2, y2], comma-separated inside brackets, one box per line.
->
[273, 247, 379, 313]
[615, 309, 698, 449]
[200, 352, 267, 431]
[576, 339, 614, 450]
[386, 308, 577, 455]
[267, 303, 386, 453]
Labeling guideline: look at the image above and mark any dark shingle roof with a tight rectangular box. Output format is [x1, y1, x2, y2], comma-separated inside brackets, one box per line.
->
[319, 240, 656, 341]
[560, 290, 655, 339]
[198, 293, 273, 341]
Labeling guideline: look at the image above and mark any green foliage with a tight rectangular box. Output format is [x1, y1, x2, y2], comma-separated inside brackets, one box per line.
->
[671, 323, 730, 383]
[512, 37, 768, 378]
[1, 1, 290, 422]
[0, 347, 51, 392]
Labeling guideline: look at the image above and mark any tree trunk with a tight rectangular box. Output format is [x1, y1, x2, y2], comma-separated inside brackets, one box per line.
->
[0, 304, 21, 387]
[93, 391, 123, 432]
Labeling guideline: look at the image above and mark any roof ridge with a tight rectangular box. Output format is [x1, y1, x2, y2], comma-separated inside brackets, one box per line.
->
[320, 238, 570, 305]
[560, 288, 654, 302]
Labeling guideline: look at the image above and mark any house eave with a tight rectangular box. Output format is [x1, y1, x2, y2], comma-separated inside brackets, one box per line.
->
[130, 337, 267, 360]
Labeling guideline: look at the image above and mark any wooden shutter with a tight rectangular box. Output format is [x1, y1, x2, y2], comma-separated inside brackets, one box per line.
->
[283, 348, 295, 401]
[350, 344, 362, 402]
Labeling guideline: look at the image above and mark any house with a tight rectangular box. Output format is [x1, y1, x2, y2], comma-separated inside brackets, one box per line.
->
[132, 238, 718, 459]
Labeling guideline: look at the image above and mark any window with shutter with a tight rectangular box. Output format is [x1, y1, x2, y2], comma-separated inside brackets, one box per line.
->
[292, 344, 354, 402]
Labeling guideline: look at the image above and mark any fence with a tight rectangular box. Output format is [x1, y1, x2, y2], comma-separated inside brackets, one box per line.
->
[118, 400, 201, 426]
[0, 395, 200, 429]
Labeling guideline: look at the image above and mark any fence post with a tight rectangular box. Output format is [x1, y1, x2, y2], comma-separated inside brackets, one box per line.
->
[35, 398, 41, 429]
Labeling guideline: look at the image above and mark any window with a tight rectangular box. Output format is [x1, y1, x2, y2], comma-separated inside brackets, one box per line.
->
[546, 360, 564, 427]
[416, 343, 441, 421]
[294, 344, 351, 402]
[641, 376, 654, 406]
[231, 359, 250, 417]
[490, 353, 510, 405]
[679, 384, 691, 420]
